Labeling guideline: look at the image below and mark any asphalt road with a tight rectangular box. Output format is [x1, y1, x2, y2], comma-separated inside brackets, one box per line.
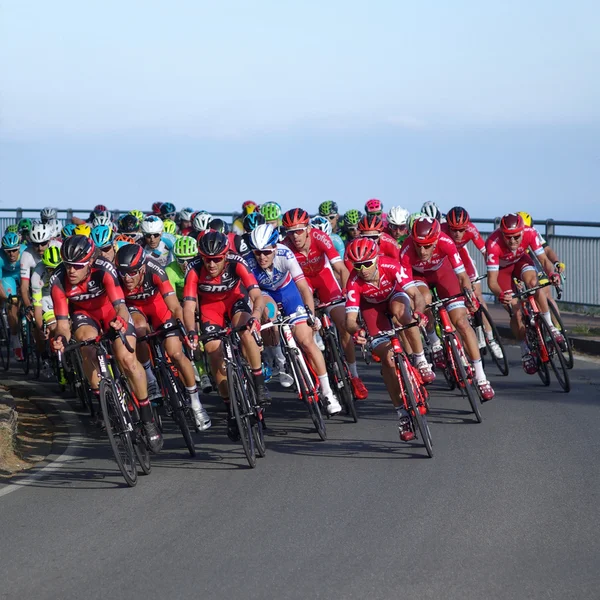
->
[1, 347, 599, 600]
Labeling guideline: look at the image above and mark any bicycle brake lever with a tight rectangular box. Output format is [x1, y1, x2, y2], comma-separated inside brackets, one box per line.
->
[118, 330, 135, 353]
[252, 330, 263, 348]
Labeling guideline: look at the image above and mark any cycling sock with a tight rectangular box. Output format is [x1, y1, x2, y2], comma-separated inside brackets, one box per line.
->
[272, 345, 286, 365]
[485, 329, 495, 342]
[138, 398, 153, 423]
[318, 374, 332, 396]
[541, 311, 553, 328]
[472, 358, 486, 382]
[427, 330, 441, 347]
[252, 368, 265, 388]
[413, 351, 426, 363]
[348, 361, 358, 378]
[186, 385, 202, 410]
[142, 360, 157, 385]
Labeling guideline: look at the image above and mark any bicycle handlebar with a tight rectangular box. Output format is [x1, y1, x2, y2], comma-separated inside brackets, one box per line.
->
[369, 320, 420, 343]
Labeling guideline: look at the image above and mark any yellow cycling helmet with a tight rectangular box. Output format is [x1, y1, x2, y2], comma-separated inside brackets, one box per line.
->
[130, 209, 145, 221]
[517, 211, 532, 227]
[74, 223, 91, 237]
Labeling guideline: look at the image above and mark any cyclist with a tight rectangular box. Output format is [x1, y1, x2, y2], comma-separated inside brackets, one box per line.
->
[340, 209, 362, 245]
[310, 216, 345, 257]
[50, 235, 163, 452]
[74, 224, 92, 237]
[115, 244, 211, 430]
[232, 201, 259, 235]
[400, 217, 495, 401]
[209, 218, 249, 255]
[118, 214, 141, 239]
[0, 232, 24, 360]
[61, 223, 77, 239]
[163, 219, 178, 236]
[357, 215, 399, 260]
[40, 207, 58, 223]
[421, 201, 445, 223]
[317, 201, 341, 234]
[90, 225, 116, 263]
[151, 202, 163, 216]
[344, 237, 434, 440]
[485, 213, 562, 374]
[364, 198, 387, 226]
[182, 231, 272, 440]
[191, 212, 213, 240]
[246, 224, 343, 413]
[72, 205, 110, 226]
[177, 207, 195, 235]
[282, 208, 368, 399]
[386, 206, 411, 246]
[140, 215, 175, 267]
[160, 202, 177, 222]
[260, 202, 283, 233]
[18, 218, 33, 243]
[241, 212, 266, 252]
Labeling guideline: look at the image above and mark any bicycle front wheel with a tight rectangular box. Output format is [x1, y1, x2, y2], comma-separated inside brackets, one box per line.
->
[326, 333, 357, 423]
[539, 318, 570, 393]
[449, 335, 483, 423]
[228, 363, 256, 468]
[0, 317, 10, 372]
[479, 305, 509, 376]
[99, 378, 138, 487]
[242, 364, 266, 458]
[549, 302, 574, 369]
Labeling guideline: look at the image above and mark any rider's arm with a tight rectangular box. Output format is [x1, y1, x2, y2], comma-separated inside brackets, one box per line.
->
[485, 237, 504, 298]
[102, 267, 131, 326]
[182, 264, 199, 332]
[344, 277, 361, 335]
[295, 277, 316, 315]
[527, 229, 554, 277]
[331, 260, 349, 288]
[544, 245, 561, 266]
[50, 275, 70, 344]
[468, 223, 486, 254]
[248, 287, 265, 322]
[20, 278, 31, 307]
[440, 235, 472, 293]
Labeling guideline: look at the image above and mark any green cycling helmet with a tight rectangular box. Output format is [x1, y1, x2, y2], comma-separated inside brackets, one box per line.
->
[318, 201, 338, 217]
[408, 211, 425, 229]
[42, 246, 62, 269]
[18, 218, 33, 232]
[5, 224, 19, 235]
[163, 219, 177, 235]
[343, 209, 361, 227]
[129, 209, 145, 222]
[260, 202, 282, 221]
[174, 235, 198, 259]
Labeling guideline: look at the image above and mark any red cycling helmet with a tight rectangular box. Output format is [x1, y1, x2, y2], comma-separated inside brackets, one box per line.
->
[500, 213, 524, 235]
[151, 202, 163, 215]
[282, 208, 310, 230]
[364, 198, 383, 214]
[93, 204, 108, 213]
[242, 200, 258, 215]
[358, 214, 384, 233]
[446, 206, 470, 229]
[346, 238, 379, 263]
[412, 217, 441, 246]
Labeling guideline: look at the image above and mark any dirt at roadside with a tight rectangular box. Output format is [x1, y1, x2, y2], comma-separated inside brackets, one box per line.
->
[0, 396, 56, 478]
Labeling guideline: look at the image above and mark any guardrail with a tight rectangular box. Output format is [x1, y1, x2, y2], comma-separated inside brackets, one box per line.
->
[2, 209, 599, 307]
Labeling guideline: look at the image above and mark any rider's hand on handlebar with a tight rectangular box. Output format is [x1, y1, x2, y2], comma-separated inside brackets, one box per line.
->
[549, 272, 561, 286]
[51, 335, 66, 354]
[554, 262, 565, 274]
[310, 316, 322, 332]
[246, 317, 261, 335]
[499, 290, 514, 306]
[413, 311, 428, 328]
[110, 315, 128, 332]
[186, 330, 199, 351]
[352, 328, 367, 346]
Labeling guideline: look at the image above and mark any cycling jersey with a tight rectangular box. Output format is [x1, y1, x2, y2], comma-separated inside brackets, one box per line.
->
[330, 233, 346, 258]
[30, 262, 54, 314]
[165, 260, 186, 301]
[19, 240, 62, 281]
[142, 233, 175, 268]
[377, 232, 401, 260]
[485, 227, 544, 271]
[0, 247, 23, 296]
[400, 233, 465, 276]
[440, 222, 486, 254]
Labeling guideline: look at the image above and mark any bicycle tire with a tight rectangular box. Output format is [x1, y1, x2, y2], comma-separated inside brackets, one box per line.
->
[361, 342, 372, 365]
[528, 325, 551, 386]
[227, 362, 256, 468]
[325, 333, 358, 423]
[133, 424, 152, 475]
[20, 319, 30, 375]
[397, 354, 433, 457]
[288, 348, 327, 441]
[539, 317, 571, 393]
[242, 363, 266, 458]
[0, 316, 10, 371]
[160, 363, 196, 457]
[479, 305, 509, 376]
[99, 378, 138, 487]
[449, 335, 483, 423]
[549, 302, 574, 370]
[439, 342, 457, 390]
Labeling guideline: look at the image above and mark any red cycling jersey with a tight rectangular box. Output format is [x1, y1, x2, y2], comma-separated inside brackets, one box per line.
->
[485, 227, 544, 271]
[440, 222, 485, 252]
[399, 232, 465, 276]
[378, 232, 401, 260]
[282, 228, 342, 278]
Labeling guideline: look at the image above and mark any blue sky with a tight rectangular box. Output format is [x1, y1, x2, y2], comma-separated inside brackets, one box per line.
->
[1, 0, 598, 221]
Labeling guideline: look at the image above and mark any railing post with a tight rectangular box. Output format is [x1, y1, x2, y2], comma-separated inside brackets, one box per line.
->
[494, 216, 501, 230]
[16, 208, 22, 220]
[66, 209, 73, 221]
[546, 219, 555, 238]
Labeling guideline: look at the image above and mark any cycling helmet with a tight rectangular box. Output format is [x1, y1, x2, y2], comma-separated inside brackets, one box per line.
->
[140, 215, 164, 235]
[30, 223, 54, 244]
[318, 201, 338, 217]
[282, 208, 310, 230]
[242, 200, 258, 215]
[358, 214, 384, 233]
[18, 218, 33, 233]
[163, 219, 177, 235]
[61, 235, 95, 263]
[412, 217, 441, 246]
[364, 198, 383, 214]
[192, 211, 213, 232]
[93, 204, 108, 213]
[129, 209, 145, 222]
[343, 209, 362, 227]
[160, 202, 176, 219]
[46, 219, 62, 238]
[1, 232, 20, 249]
[387, 206, 410, 227]
[346, 238, 379, 263]
[5, 224, 19, 234]
[408, 212, 424, 229]
[500, 213, 524, 235]
[421, 201, 441, 221]
[92, 215, 112, 228]
[243, 212, 266, 233]
[116, 243, 145, 272]
[119, 214, 139, 233]
[198, 230, 229, 257]
[517, 211, 533, 228]
[61, 223, 77, 238]
[250, 224, 280, 250]
[42, 246, 62, 269]
[114, 233, 136, 244]
[74, 223, 92, 237]
[40, 207, 57, 222]
[446, 206, 470, 229]
[151, 202, 163, 215]
[174, 235, 198, 259]
[209, 218, 230, 234]
[178, 208, 194, 223]
[91, 224, 114, 248]
[260, 202, 283, 222]
[310, 215, 333, 236]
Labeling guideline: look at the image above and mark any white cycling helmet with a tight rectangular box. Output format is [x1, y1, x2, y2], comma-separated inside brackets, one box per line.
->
[388, 206, 410, 226]
[140, 215, 164, 235]
[310, 215, 333, 236]
[421, 201, 441, 221]
[192, 211, 213, 232]
[46, 218, 62, 238]
[30, 222, 54, 243]
[40, 207, 57, 223]
[93, 215, 113, 228]
[178, 208, 194, 223]
[250, 224, 280, 250]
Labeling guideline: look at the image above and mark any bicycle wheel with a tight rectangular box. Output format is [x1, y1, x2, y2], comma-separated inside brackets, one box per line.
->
[160, 363, 196, 457]
[132, 424, 152, 475]
[242, 364, 266, 458]
[288, 349, 327, 441]
[539, 318, 571, 393]
[549, 302, 574, 369]
[20, 319, 30, 375]
[0, 316, 10, 371]
[325, 333, 357, 423]
[397, 354, 433, 457]
[227, 362, 256, 468]
[449, 335, 483, 423]
[99, 378, 138, 487]
[440, 341, 457, 390]
[479, 305, 509, 376]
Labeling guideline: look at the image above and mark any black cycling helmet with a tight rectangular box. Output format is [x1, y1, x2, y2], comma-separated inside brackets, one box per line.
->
[243, 212, 265, 233]
[209, 218, 230, 234]
[198, 230, 229, 257]
[115, 243, 145, 272]
[60, 235, 95, 264]
[119, 213, 140, 233]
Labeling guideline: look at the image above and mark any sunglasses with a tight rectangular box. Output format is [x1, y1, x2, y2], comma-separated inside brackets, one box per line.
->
[33, 241, 49, 248]
[144, 233, 161, 239]
[5, 248, 19, 254]
[389, 224, 408, 231]
[100, 246, 113, 253]
[203, 256, 225, 264]
[369, 211, 382, 216]
[353, 259, 376, 270]
[285, 228, 307, 235]
[118, 268, 142, 278]
[253, 249, 275, 256]
[504, 234, 522, 241]
[65, 262, 88, 270]
[361, 233, 381, 240]
[449, 228, 466, 234]
[326, 214, 338, 220]
[176, 257, 192, 265]
[416, 243, 435, 250]
[345, 226, 358, 232]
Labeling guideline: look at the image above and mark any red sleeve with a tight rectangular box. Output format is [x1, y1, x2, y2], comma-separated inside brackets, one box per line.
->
[438, 235, 465, 273]
[399, 242, 415, 272]
[313, 230, 342, 264]
[468, 223, 486, 252]
[485, 234, 500, 271]
[380, 235, 400, 260]
[152, 272, 175, 297]
[50, 275, 69, 320]
[102, 269, 125, 306]
[183, 266, 199, 302]
[235, 260, 259, 291]
[524, 227, 544, 256]
[345, 276, 361, 311]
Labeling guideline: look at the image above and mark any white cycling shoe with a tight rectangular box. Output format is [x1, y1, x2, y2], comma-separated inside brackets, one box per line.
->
[324, 393, 342, 415]
[193, 407, 212, 431]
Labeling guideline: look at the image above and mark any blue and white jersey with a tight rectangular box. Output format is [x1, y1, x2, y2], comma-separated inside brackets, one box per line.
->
[142, 233, 175, 268]
[0, 248, 22, 280]
[245, 244, 305, 292]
